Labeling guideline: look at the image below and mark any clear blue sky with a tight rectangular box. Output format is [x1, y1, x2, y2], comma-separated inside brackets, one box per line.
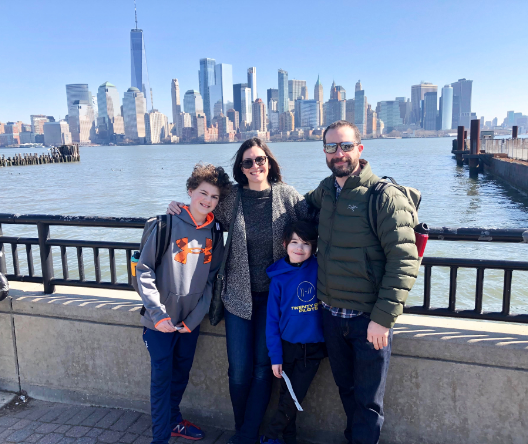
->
[1, 0, 526, 124]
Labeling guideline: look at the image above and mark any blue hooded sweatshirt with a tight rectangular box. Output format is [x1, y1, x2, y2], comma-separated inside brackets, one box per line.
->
[266, 255, 324, 365]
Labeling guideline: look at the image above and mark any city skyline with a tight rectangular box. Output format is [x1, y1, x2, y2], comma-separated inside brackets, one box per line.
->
[1, 0, 527, 124]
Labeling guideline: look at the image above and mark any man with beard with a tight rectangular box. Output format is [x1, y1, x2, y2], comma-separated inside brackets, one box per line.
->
[304, 120, 419, 444]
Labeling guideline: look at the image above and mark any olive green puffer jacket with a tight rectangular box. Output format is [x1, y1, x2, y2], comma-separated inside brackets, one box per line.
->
[305, 160, 420, 328]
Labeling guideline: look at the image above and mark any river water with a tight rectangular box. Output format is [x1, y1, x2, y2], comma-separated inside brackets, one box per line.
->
[1, 138, 527, 313]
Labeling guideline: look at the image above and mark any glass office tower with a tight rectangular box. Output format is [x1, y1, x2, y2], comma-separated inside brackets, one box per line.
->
[278, 69, 288, 114]
[130, 29, 152, 112]
[199, 58, 216, 122]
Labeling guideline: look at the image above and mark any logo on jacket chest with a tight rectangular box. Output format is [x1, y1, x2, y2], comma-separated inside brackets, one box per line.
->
[174, 238, 212, 264]
[297, 281, 316, 302]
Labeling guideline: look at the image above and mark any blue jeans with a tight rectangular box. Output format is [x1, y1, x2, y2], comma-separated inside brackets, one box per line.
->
[322, 310, 392, 444]
[225, 292, 273, 444]
[143, 326, 200, 444]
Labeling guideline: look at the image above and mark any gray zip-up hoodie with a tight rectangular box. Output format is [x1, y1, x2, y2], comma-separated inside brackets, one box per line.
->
[136, 207, 224, 332]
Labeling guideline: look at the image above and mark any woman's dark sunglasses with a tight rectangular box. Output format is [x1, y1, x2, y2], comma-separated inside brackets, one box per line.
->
[323, 142, 358, 154]
[241, 156, 268, 169]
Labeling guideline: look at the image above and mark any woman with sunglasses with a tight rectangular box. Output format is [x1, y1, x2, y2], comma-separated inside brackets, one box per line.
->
[167, 137, 309, 444]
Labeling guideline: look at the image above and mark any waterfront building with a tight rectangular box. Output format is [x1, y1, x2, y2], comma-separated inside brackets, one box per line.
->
[314, 76, 324, 126]
[367, 105, 377, 135]
[199, 58, 216, 123]
[335, 86, 346, 100]
[411, 82, 437, 126]
[279, 111, 294, 132]
[346, 99, 355, 124]
[171, 79, 181, 128]
[423, 92, 438, 131]
[299, 100, 320, 128]
[66, 84, 92, 115]
[130, 26, 152, 112]
[123, 87, 147, 141]
[267, 88, 278, 106]
[43, 121, 72, 146]
[506, 111, 515, 127]
[145, 110, 169, 144]
[248, 67, 257, 103]
[97, 82, 122, 140]
[289, 79, 307, 101]
[233, 83, 248, 119]
[69, 100, 96, 144]
[492, 117, 498, 127]
[395, 97, 412, 125]
[30, 115, 53, 134]
[19, 132, 36, 144]
[252, 99, 266, 132]
[269, 111, 279, 132]
[451, 79, 472, 128]
[241, 87, 253, 126]
[196, 113, 207, 140]
[278, 69, 289, 114]
[324, 99, 346, 126]
[441, 85, 453, 130]
[227, 109, 239, 131]
[210, 63, 234, 116]
[268, 99, 277, 113]
[330, 81, 340, 100]
[377, 101, 403, 133]
[355, 84, 367, 135]
[184, 90, 203, 115]
[0, 122, 4, 134]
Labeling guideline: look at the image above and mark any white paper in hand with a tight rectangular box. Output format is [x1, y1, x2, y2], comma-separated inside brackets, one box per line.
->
[281, 371, 303, 411]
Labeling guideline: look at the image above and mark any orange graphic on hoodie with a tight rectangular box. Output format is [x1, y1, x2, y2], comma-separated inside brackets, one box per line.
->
[174, 238, 213, 264]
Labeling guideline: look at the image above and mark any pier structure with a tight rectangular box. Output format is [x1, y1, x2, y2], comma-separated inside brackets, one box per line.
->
[0, 144, 80, 167]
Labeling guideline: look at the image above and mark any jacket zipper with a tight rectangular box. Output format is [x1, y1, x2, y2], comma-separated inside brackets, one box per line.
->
[324, 185, 339, 300]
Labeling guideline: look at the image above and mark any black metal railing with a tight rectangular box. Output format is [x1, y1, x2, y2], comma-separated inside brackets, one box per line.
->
[1, 214, 527, 324]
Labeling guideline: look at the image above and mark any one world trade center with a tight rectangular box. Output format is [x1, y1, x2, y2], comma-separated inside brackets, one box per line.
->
[130, 2, 152, 112]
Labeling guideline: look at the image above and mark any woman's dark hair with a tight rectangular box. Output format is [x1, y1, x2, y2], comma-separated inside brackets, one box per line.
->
[186, 163, 232, 200]
[231, 138, 282, 185]
[282, 220, 318, 252]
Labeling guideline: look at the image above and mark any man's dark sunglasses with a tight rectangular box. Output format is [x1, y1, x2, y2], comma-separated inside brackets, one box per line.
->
[323, 142, 358, 154]
[241, 156, 268, 169]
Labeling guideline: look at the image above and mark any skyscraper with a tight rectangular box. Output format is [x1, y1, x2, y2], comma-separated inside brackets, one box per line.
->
[377, 101, 403, 133]
[30, 115, 51, 134]
[184, 90, 203, 115]
[97, 82, 122, 139]
[171, 79, 181, 124]
[355, 82, 367, 135]
[145, 110, 169, 144]
[123, 87, 147, 141]
[248, 67, 257, 102]
[227, 109, 239, 131]
[267, 88, 278, 105]
[324, 99, 345, 126]
[314, 76, 323, 102]
[66, 84, 92, 115]
[130, 4, 152, 112]
[299, 100, 320, 128]
[234, 83, 248, 118]
[278, 69, 288, 114]
[240, 87, 253, 127]
[252, 99, 266, 132]
[441, 85, 453, 130]
[199, 58, 216, 122]
[289, 80, 307, 101]
[451, 79, 472, 128]
[69, 100, 96, 144]
[43, 121, 72, 146]
[411, 82, 437, 126]
[213, 63, 234, 116]
[423, 92, 438, 131]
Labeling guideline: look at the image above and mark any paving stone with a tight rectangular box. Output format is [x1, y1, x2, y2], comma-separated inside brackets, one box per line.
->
[85, 428, 104, 438]
[36, 423, 60, 433]
[10, 418, 34, 429]
[57, 438, 76, 444]
[0, 416, 19, 427]
[0, 428, 16, 440]
[79, 408, 110, 427]
[55, 424, 71, 434]
[75, 438, 97, 444]
[118, 432, 138, 443]
[64, 408, 96, 426]
[110, 411, 141, 431]
[25, 405, 58, 421]
[95, 410, 125, 429]
[26, 433, 45, 443]
[5, 427, 35, 442]
[65, 425, 90, 437]
[39, 408, 68, 423]
[212, 432, 233, 444]
[126, 414, 151, 435]
[54, 407, 83, 425]
[98, 429, 125, 443]
[36, 433, 66, 444]
[131, 436, 151, 444]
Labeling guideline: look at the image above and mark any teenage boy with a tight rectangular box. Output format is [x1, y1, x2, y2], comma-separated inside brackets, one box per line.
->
[260, 220, 325, 444]
[136, 164, 231, 444]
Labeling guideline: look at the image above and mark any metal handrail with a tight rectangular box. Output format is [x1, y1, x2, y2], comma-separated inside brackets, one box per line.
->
[1, 213, 527, 323]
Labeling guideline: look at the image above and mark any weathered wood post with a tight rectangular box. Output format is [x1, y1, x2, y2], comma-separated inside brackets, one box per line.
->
[456, 126, 465, 165]
[469, 119, 481, 176]
[512, 126, 518, 139]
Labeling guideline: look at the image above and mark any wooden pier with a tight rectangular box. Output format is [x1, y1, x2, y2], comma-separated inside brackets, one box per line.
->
[0, 144, 80, 167]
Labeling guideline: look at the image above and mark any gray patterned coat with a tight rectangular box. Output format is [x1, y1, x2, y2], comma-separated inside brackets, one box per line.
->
[214, 182, 309, 320]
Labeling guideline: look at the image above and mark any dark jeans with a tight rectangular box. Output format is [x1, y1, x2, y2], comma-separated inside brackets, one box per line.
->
[225, 292, 273, 444]
[322, 310, 392, 444]
[264, 341, 326, 444]
[143, 326, 200, 444]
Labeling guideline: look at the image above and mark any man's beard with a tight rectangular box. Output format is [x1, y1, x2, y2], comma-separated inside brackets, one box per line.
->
[326, 156, 358, 177]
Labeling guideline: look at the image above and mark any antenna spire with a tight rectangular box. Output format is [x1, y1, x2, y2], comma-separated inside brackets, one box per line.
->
[134, 0, 138, 29]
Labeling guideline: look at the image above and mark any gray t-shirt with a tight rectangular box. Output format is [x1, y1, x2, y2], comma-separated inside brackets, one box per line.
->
[241, 187, 274, 292]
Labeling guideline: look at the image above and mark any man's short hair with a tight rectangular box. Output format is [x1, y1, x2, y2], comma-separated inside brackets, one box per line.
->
[323, 120, 362, 145]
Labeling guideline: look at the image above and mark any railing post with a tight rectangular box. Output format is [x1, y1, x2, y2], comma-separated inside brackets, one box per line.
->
[0, 223, 7, 275]
[37, 222, 55, 294]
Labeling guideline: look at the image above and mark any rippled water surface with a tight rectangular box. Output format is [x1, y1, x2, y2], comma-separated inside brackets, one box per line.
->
[1, 139, 527, 313]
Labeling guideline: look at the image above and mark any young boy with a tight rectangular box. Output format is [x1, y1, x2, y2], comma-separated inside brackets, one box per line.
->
[261, 220, 325, 444]
[136, 163, 231, 444]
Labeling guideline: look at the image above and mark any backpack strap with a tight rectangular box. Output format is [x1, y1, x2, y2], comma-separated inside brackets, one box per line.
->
[368, 178, 395, 238]
[211, 221, 223, 250]
[155, 215, 172, 269]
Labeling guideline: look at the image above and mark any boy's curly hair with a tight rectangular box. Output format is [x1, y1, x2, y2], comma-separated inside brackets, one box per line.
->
[186, 163, 232, 199]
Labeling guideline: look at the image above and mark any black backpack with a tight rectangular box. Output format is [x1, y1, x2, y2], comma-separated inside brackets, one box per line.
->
[131, 215, 223, 314]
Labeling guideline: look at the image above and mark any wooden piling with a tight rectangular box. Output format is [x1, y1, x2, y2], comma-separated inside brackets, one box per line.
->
[512, 126, 518, 139]
[456, 126, 465, 165]
[469, 119, 481, 176]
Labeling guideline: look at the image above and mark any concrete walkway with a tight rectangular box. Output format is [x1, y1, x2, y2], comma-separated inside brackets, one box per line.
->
[0, 397, 234, 444]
